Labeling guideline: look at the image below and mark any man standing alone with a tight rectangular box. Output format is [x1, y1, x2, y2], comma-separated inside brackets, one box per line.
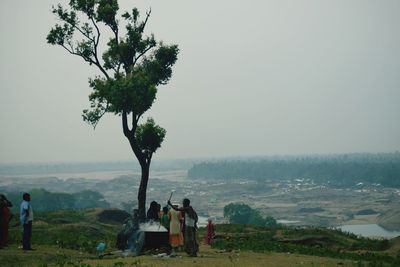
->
[20, 193, 34, 251]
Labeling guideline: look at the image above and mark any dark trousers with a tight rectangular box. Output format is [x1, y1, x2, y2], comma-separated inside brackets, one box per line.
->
[184, 226, 198, 256]
[22, 221, 32, 250]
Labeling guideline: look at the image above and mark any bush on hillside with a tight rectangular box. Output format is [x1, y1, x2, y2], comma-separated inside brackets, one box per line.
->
[223, 203, 277, 226]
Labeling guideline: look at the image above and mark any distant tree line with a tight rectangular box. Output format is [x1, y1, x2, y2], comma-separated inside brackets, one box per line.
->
[188, 153, 400, 187]
[4, 189, 110, 213]
[0, 162, 140, 175]
[0, 159, 193, 175]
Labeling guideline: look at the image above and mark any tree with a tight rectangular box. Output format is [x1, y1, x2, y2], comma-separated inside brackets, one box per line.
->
[73, 190, 110, 209]
[47, 0, 179, 221]
[224, 203, 258, 224]
[224, 203, 277, 226]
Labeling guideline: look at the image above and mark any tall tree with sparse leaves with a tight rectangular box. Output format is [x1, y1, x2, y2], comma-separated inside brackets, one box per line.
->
[47, 0, 179, 221]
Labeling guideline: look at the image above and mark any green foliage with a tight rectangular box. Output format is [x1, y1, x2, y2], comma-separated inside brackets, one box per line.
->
[47, 0, 179, 129]
[223, 203, 277, 226]
[265, 216, 277, 226]
[6, 189, 110, 213]
[135, 118, 166, 156]
[35, 209, 87, 223]
[96, 0, 119, 30]
[73, 190, 110, 209]
[31, 188, 76, 211]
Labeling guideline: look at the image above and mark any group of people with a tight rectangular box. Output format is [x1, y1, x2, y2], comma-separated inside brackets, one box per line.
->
[0, 192, 34, 251]
[146, 198, 200, 257]
[2, 193, 215, 257]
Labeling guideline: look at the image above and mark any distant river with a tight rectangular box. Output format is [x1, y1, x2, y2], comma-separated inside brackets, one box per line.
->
[338, 224, 400, 238]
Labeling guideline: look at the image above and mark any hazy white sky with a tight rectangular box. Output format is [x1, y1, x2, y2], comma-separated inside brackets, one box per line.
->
[1, 0, 399, 163]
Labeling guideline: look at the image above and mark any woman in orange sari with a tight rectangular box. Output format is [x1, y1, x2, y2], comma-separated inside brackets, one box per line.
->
[168, 204, 183, 255]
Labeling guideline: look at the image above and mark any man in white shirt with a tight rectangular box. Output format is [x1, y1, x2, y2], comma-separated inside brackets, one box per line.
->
[20, 193, 34, 250]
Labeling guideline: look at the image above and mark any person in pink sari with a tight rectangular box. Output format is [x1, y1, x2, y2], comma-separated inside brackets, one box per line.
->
[0, 194, 13, 248]
[204, 218, 215, 245]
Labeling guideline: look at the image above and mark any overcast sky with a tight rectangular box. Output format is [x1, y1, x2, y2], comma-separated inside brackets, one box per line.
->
[1, 0, 399, 163]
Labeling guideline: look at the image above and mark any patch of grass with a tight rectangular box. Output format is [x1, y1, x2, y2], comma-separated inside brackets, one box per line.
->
[37, 209, 88, 224]
[2, 210, 399, 267]
[211, 224, 396, 265]
[0, 245, 93, 267]
[8, 209, 119, 253]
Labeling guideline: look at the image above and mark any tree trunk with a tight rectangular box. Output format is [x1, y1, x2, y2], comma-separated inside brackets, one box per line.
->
[138, 162, 150, 222]
[122, 112, 151, 222]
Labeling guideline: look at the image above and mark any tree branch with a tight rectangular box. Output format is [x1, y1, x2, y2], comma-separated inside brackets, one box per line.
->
[95, 62, 110, 79]
[139, 9, 151, 33]
[58, 33, 109, 79]
[129, 138, 146, 167]
[91, 110, 107, 129]
[114, 28, 119, 46]
[90, 17, 101, 47]
[123, 111, 146, 166]
[61, 44, 92, 64]
[122, 110, 131, 138]
[133, 44, 155, 66]
[89, 18, 110, 80]
[132, 114, 139, 133]
[147, 153, 153, 165]
[75, 25, 95, 42]
[59, 17, 95, 43]
[117, 61, 122, 73]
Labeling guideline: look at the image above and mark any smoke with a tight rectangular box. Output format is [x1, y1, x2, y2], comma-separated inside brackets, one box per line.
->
[139, 221, 168, 232]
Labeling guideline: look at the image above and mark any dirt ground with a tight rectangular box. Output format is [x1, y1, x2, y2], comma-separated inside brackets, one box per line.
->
[85, 244, 360, 267]
[0, 241, 386, 267]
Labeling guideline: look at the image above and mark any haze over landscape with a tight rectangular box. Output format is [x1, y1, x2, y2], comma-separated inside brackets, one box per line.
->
[1, 0, 400, 164]
[1, 1, 400, 266]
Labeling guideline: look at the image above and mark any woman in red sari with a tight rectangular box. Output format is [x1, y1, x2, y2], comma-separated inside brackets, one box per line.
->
[0, 194, 13, 248]
[204, 218, 215, 245]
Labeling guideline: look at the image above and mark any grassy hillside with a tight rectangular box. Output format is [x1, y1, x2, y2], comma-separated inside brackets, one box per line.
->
[378, 209, 400, 231]
[1, 209, 399, 267]
[212, 224, 400, 265]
